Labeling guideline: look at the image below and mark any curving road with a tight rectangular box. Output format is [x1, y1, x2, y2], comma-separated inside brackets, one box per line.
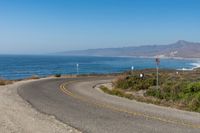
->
[18, 77, 200, 133]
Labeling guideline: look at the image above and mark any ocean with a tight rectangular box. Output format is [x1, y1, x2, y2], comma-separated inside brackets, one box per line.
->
[0, 55, 199, 80]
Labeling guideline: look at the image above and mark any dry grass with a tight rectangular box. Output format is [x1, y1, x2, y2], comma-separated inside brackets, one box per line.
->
[0, 80, 13, 86]
[100, 85, 193, 112]
[23, 75, 40, 80]
[100, 85, 134, 100]
[106, 68, 200, 112]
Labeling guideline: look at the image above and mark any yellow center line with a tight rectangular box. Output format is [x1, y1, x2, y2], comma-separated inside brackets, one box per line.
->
[59, 82, 200, 129]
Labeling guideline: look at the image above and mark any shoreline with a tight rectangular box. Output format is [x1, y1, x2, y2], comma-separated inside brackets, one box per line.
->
[1, 67, 200, 82]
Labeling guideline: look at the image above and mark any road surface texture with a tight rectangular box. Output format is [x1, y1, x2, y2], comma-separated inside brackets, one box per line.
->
[18, 77, 200, 133]
[0, 78, 80, 133]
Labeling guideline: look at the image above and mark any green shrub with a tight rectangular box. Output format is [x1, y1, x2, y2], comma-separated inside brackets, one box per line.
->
[55, 74, 61, 77]
[187, 82, 200, 93]
[113, 70, 200, 112]
[188, 93, 200, 111]
[146, 87, 160, 97]
[115, 75, 155, 91]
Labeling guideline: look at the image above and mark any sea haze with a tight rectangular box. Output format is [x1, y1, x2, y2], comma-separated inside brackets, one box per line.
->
[61, 40, 200, 58]
[0, 55, 198, 80]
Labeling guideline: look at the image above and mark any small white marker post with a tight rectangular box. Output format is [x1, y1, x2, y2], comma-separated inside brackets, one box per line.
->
[76, 63, 79, 75]
[131, 66, 134, 75]
[155, 58, 160, 89]
[182, 68, 185, 74]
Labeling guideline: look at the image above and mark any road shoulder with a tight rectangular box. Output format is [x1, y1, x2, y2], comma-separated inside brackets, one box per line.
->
[66, 79, 200, 126]
[0, 78, 81, 133]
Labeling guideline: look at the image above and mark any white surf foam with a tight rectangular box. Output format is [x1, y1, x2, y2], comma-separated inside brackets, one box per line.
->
[177, 68, 193, 71]
[190, 62, 200, 70]
[177, 61, 200, 71]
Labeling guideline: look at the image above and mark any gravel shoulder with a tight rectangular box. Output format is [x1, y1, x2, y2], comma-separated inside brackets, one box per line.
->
[0, 78, 80, 133]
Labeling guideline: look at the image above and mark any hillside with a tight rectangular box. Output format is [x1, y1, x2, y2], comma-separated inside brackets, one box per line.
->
[61, 40, 200, 58]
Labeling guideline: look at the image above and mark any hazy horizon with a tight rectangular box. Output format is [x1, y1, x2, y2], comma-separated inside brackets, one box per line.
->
[0, 0, 200, 54]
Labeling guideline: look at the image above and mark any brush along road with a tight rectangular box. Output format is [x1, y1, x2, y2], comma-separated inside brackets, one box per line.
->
[18, 77, 200, 133]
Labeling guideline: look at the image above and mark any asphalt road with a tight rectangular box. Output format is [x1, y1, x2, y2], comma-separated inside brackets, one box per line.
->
[18, 77, 200, 133]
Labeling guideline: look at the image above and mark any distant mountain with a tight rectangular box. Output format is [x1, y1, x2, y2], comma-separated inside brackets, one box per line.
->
[60, 40, 200, 58]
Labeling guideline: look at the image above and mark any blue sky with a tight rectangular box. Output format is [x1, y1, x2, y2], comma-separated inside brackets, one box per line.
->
[0, 0, 200, 54]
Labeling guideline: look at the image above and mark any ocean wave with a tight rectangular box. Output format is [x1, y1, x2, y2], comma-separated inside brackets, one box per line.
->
[190, 62, 200, 69]
[177, 62, 200, 71]
[177, 68, 193, 71]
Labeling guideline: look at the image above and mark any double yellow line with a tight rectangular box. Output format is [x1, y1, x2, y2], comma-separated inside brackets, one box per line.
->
[60, 82, 200, 129]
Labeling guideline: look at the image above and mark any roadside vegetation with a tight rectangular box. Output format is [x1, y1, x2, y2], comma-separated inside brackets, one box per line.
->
[101, 69, 200, 112]
[0, 75, 40, 86]
[54, 74, 62, 77]
[0, 79, 13, 86]
[25, 75, 40, 80]
[100, 86, 134, 100]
